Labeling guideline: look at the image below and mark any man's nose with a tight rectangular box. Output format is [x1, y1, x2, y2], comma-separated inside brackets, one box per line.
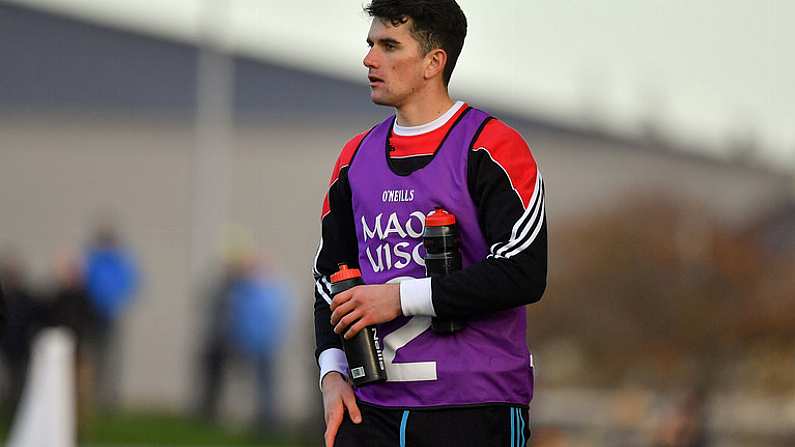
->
[363, 47, 378, 69]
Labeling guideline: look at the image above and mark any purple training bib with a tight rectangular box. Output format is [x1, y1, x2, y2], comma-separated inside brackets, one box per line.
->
[348, 107, 534, 408]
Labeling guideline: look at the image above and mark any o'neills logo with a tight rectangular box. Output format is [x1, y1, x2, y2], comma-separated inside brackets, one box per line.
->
[382, 189, 415, 203]
[361, 211, 426, 273]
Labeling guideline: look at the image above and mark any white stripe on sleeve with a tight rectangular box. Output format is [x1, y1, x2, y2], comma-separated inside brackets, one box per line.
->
[315, 276, 332, 304]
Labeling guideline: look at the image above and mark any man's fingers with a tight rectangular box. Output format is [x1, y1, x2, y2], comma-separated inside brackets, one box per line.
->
[330, 298, 357, 326]
[324, 427, 337, 447]
[343, 391, 362, 424]
[324, 404, 338, 425]
[344, 318, 368, 340]
[324, 407, 343, 447]
[334, 309, 363, 335]
[330, 287, 355, 311]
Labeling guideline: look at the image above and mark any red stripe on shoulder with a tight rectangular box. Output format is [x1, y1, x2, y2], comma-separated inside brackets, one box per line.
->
[321, 131, 368, 218]
[332, 131, 368, 185]
[472, 120, 539, 208]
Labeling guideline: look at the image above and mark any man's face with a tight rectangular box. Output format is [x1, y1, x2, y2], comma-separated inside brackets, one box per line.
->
[363, 18, 427, 107]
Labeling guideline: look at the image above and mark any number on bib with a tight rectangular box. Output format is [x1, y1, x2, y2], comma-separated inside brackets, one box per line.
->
[382, 277, 437, 382]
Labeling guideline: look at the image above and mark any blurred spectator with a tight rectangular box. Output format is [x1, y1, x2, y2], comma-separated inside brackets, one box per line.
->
[49, 252, 95, 348]
[197, 261, 236, 422]
[83, 223, 140, 408]
[0, 252, 46, 416]
[196, 254, 293, 434]
[653, 387, 710, 447]
[48, 251, 97, 429]
[0, 276, 6, 335]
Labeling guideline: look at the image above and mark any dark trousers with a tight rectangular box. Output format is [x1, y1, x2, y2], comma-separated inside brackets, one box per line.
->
[198, 339, 227, 420]
[335, 402, 531, 447]
[87, 318, 120, 409]
[198, 342, 278, 432]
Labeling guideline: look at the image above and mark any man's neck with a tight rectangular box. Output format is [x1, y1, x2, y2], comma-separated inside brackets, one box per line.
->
[395, 89, 455, 127]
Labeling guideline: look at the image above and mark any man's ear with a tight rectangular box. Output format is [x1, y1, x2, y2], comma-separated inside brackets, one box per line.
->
[424, 48, 448, 81]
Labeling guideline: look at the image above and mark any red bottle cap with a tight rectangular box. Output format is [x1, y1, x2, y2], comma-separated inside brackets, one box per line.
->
[425, 208, 456, 227]
[330, 263, 362, 283]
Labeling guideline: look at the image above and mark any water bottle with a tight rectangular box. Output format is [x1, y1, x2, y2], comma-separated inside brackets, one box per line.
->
[329, 264, 387, 386]
[423, 208, 466, 333]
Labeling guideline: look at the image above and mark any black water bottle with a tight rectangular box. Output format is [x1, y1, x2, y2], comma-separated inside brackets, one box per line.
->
[423, 208, 466, 333]
[329, 264, 387, 387]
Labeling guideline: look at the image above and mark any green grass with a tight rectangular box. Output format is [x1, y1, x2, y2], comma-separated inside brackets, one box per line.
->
[2, 410, 303, 446]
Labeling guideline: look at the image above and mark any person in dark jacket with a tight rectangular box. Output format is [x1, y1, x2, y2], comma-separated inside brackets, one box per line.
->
[47, 251, 97, 430]
[0, 277, 6, 336]
[0, 253, 46, 416]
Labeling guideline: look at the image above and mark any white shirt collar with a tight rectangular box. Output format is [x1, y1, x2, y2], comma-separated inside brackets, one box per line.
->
[393, 101, 466, 137]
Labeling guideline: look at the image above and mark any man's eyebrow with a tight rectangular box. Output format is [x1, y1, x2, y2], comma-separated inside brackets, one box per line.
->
[378, 37, 401, 46]
[366, 37, 401, 46]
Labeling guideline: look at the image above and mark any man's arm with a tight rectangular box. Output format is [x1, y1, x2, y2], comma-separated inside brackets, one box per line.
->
[425, 119, 547, 318]
[313, 132, 369, 446]
[313, 132, 367, 377]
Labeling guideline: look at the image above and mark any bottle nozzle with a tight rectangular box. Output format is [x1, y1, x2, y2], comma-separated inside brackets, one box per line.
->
[331, 263, 362, 283]
[425, 208, 456, 227]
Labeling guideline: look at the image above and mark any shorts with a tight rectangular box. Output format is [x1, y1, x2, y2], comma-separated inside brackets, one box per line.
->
[335, 402, 531, 447]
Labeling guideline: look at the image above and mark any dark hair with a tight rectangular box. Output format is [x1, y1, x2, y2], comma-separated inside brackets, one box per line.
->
[364, 0, 467, 86]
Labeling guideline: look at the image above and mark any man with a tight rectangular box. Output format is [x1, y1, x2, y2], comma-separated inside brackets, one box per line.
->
[0, 253, 44, 415]
[313, 1, 547, 445]
[84, 223, 139, 408]
[197, 254, 292, 433]
[0, 274, 5, 334]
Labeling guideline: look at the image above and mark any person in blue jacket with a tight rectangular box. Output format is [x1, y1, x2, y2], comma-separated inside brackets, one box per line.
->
[226, 256, 292, 430]
[84, 224, 139, 408]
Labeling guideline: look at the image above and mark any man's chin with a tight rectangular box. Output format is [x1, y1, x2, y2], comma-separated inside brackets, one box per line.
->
[370, 93, 396, 107]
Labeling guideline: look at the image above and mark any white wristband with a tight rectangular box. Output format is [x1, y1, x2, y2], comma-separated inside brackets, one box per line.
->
[318, 348, 349, 390]
[399, 277, 436, 317]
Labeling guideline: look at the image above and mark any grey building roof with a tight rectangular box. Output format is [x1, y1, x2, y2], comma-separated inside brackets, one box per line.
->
[1, 3, 792, 180]
[0, 3, 379, 117]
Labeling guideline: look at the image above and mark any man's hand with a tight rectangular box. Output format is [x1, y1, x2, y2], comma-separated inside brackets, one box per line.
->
[322, 372, 361, 447]
[330, 284, 401, 339]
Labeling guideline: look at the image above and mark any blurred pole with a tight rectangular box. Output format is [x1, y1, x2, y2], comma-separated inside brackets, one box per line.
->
[7, 329, 76, 447]
[191, 0, 234, 289]
[790, 159, 795, 196]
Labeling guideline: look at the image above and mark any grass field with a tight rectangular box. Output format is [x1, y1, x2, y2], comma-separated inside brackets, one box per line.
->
[1, 410, 304, 446]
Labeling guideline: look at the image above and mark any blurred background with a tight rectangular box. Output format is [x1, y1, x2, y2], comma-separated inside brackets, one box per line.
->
[0, 1, 793, 446]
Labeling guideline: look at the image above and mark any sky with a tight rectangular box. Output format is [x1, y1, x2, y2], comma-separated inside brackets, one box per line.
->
[10, 0, 795, 169]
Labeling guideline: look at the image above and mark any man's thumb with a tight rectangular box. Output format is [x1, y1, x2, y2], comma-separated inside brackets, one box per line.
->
[344, 394, 362, 424]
